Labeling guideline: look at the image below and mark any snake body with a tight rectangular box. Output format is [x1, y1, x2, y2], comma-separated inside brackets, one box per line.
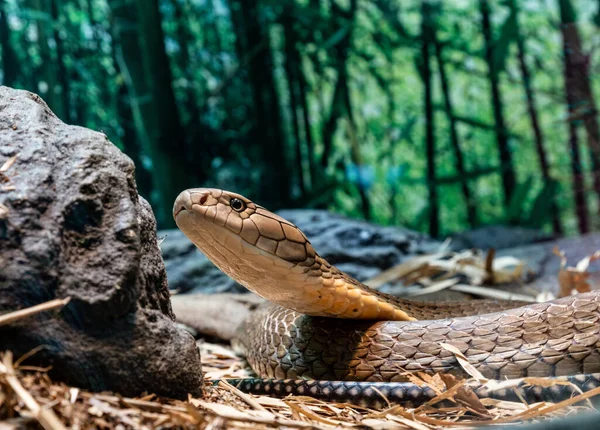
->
[174, 188, 600, 406]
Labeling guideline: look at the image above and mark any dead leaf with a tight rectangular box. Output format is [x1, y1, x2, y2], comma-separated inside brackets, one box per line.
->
[440, 343, 487, 382]
[554, 247, 599, 297]
[439, 374, 490, 418]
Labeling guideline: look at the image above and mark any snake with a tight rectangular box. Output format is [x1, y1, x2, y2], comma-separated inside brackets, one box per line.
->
[173, 188, 600, 408]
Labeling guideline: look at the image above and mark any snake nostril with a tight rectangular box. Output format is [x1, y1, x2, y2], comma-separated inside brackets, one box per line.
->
[199, 194, 208, 205]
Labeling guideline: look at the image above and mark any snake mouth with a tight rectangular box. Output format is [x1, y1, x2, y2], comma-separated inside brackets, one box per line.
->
[174, 206, 186, 217]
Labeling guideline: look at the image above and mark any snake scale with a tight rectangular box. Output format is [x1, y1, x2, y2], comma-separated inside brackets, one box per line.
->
[174, 188, 600, 407]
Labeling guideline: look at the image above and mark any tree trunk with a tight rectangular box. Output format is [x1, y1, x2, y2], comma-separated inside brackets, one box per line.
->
[568, 123, 589, 233]
[422, 0, 438, 237]
[229, 0, 290, 208]
[75, 0, 99, 126]
[116, 81, 153, 200]
[329, 0, 370, 219]
[50, 0, 72, 124]
[138, 0, 202, 226]
[282, 5, 317, 190]
[344, 82, 370, 221]
[320, 0, 357, 170]
[558, 0, 600, 214]
[32, 0, 63, 119]
[559, 0, 593, 232]
[479, 0, 516, 207]
[512, 0, 562, 234]
[296, 56, 316, 189]
[0, 0, 18, 87]
[434, 36, 476, 228]
[110, 21, 153, 200]
[206, 0, 224, 70]
[171, 0, 201, 127]
[282, 10, 307, 196]
[322, 74, 347, 169]
[109, 0, 193, 227]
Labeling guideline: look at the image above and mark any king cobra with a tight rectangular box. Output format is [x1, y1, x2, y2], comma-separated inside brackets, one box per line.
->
[174, 188, 600, 407]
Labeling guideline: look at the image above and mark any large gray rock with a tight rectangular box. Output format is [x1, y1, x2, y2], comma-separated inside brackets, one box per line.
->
[0, 87, 203, 398]
[162, 208, 443, 294]
[449, 225, 555, 251]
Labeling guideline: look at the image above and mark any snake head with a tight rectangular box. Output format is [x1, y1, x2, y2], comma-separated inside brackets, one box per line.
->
[173, 188, 320, 305]
[173, 188, 314, 262]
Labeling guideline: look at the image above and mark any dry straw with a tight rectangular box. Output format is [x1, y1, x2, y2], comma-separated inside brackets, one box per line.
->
[1, 247, 600, 428]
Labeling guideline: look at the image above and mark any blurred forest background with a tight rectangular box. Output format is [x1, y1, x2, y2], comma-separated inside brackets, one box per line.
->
[1, 0, 599, 236]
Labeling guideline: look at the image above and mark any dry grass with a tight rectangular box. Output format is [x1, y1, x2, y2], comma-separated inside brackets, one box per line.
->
[2, 247, 600, 428]
[0, 340, 598, 429]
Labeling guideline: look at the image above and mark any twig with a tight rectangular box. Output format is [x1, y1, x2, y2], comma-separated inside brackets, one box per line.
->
[284, 400, 340, 426]
[14, 345, 46, 368]
[217, 380, 267, 411]
[0, 154, 17, 173]
[191, 399, 336, 429]
[449, 284, 536, 302]
[0, 352, 67, 430]
[493, 385, 600, 423]
[0, 298, 71, 327]
[79, 392, 188, 414]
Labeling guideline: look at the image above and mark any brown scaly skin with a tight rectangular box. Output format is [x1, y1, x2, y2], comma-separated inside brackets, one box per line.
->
[174, 188, 600, 407]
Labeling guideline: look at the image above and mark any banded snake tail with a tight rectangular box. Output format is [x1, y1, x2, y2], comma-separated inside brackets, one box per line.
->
[174, 188, 600, 407]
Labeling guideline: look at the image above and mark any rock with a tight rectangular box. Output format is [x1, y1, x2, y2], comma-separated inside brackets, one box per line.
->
[161, 229, 239, 294]
[161, 208, 442, 294]
[0, 87, 202, 399]
[171, 293, 265, 340]
[449, 225, 554, 251]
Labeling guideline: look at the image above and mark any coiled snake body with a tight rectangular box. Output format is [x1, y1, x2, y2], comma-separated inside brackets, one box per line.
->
[174, 188, 600, 407]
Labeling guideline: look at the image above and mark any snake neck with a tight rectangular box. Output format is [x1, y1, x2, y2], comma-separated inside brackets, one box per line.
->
[301, 255, 527, 321]
[301, 255, 418, 321]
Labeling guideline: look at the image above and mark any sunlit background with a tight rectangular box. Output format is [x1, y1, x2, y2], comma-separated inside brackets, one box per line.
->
[1, 0, 599, 235]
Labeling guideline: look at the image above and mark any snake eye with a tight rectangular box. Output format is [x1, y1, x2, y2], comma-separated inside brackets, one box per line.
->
[231, 198, 246, 212]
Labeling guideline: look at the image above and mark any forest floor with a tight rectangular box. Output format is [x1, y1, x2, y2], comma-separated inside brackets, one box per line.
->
[2, 248, 600, 429]
[0, 340, 598, 429]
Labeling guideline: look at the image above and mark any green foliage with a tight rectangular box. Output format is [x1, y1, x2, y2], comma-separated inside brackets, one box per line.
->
[1, 0, 599, 236]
